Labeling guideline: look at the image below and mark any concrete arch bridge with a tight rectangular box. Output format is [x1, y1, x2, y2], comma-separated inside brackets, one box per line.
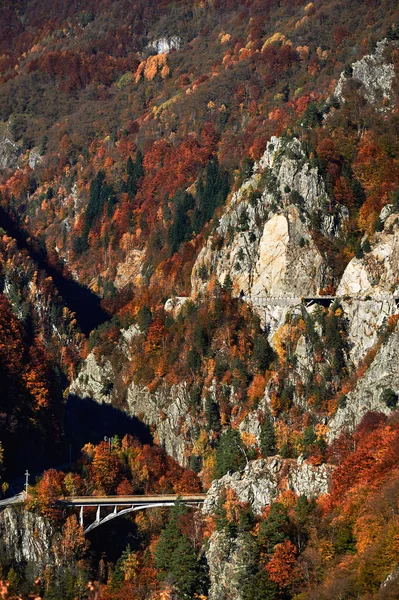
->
[59, 495, 206, 534]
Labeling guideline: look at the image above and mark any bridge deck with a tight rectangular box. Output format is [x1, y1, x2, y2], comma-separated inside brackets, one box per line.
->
[60, 494, 206, 506]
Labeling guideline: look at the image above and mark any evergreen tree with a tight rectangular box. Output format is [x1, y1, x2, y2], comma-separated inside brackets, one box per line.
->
[155, 502, 189, 576]
[126, 150, 144, 199]
[155, 503, 207, 599]
[170, 534, 200, 599]
[223, 273, 233, 290]
[260, 414, 276, 457]
[168, 190, 195, 255]
[205, 395, 221, 432]
[214, 428, 246, 478]
[253, 334, 274, 371]
[192, 157, 229, 233]
[258, 502, 290, 554]
[81, 171, 116, 246]
[137, 305, 152, 333]
[242, 569, 278, 600]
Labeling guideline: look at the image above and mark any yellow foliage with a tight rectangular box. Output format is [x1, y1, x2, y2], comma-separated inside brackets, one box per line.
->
[220, 33, 231, 44]
[81, 443, 95, 460]
[272, 322, 302, 364]
[315, 423, 329, 440]
[316, 47, 329, 60]
[275, 421, 291, 450]
[241, 431, 257, 447]
[317, 538, 334, 562]
[135, 54, 169, 83]
[223, 487, 243, 523]
[296, 45, 309, 59]
[277, 490, 298, 509]
[122, 551, 139, 581]
[262, 32, 292, 51]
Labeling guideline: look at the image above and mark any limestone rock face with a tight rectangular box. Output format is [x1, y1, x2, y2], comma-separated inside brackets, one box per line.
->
[147, 36, 181, 54]
[28, 148, 42, 169]
[337, 214, 399, 298]
[69, 352, 115, 404]
[127, 381, 193, 466]
[251, 207, 325, 297]
[203, 458, 333, 516]
[191, 135, 344, 336]
[164, 296, 190, 317]
[342, 298, 396, 363]
[334, 39, 397, 109]
[0, 507, 60, 574]
[114, 248, 145, 290]
[206, 530, 257, 600]
[0, 134, 19, 171]
[328, 322, 399, 441]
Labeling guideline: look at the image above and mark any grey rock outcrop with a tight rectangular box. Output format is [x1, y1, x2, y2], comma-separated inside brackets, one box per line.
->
[206, 529, 257, 600]
[341, 298, 396, 364]
[0, 134, 19, 171]
[0, 507, 60, 574]
[334, 39, 396, 109]
[328, 322, 399, 441]
[147, 36, 181, 54]
[69, 352, 115, 404]
[127, 381, 193, 466]
[337, 214, 399, 298]
[336, 213, 399, 361]
[203, 457, 333, 516]
[191, 136, 345, 331]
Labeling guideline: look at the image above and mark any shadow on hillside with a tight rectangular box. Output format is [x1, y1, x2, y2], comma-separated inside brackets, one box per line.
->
[64, 394, 153, 458]
[0, 206, 110, 335]
[6, 396, 151, 494]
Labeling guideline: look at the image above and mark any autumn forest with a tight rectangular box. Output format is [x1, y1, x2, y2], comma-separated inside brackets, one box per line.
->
[1, 0, 399, 599]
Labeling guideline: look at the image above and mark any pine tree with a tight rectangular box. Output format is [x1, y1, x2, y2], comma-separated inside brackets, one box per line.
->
[214, 428, 246, 478]
[253, 334, 274, 371]
[258, 502, 290, 554]
[127, 150, 144, 199]
[155, 502, 189, 576]
[205, 395, 221, 432]
[192, 158, 229, 233]
[260, 414, 276, 457]
[170, 534, 199, 599]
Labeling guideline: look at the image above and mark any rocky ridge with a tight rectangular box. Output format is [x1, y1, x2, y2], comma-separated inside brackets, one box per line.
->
[328, 320, 399, 441]
[334, 38, 397, 109]
[191, 135, 345, 304]
[203, 457, 333, 516]
[203, 457, 333, 600]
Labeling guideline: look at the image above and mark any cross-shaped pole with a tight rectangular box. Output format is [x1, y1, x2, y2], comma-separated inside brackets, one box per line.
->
[24, 470, 30, 495]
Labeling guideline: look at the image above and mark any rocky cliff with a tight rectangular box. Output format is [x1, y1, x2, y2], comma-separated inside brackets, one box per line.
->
[328, 320, 399, 441]
[203, 457, 332, 516]
[0, 507, 60, 574]
[192, 135, 345, 303]
[334, 38, 397, 109]
[203, 457, 333, 600]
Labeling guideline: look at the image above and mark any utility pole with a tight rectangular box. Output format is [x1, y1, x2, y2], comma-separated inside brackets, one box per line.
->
[24, 470, 30, 495]
[104, 436, 112, 452]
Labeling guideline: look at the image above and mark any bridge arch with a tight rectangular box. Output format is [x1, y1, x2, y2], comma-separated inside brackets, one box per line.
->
[59, 495, 206, 534]
[81, 502, 202, 534]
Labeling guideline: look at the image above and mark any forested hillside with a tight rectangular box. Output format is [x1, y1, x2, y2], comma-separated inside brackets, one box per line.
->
[1, 1, 399, 598]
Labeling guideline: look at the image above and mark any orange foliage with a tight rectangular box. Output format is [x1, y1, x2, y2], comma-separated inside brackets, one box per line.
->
[266, 539, 298, 587]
